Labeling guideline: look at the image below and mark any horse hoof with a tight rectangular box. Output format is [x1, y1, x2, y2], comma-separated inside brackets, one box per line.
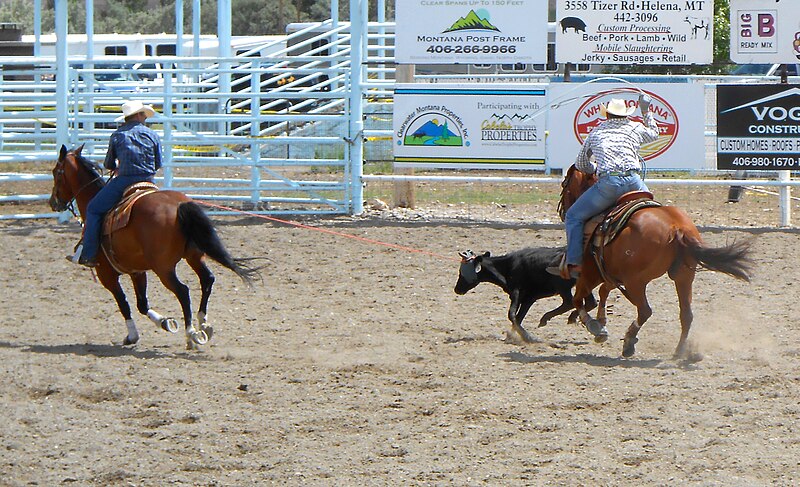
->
[160, 318, 179, 333]
[190, 330, 209, 346]
[585, 319, 608, 343]
[122, 335, 139, 346]
[622, 337, 638, 357]
[199, 324, 214, 341]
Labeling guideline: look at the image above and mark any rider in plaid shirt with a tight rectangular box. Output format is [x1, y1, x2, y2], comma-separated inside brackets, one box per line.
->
[549, 94, 659, 279]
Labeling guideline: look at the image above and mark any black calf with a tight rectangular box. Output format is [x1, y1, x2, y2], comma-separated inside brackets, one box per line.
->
[454, 247, 596, 343]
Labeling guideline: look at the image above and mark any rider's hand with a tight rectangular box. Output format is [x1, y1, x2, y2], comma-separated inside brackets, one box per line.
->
[639, 94, 651, 115]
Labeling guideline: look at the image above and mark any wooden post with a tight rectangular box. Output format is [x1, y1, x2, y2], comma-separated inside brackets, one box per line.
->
[394, 64, 415, 208]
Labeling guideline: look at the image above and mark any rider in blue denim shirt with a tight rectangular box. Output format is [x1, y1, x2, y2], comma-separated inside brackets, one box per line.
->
[68, 100, 162, 267]
[548, 95, 659, 279]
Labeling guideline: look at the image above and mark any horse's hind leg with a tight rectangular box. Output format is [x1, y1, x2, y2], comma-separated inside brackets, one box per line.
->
[156, 268, 204, 350]
[187, 253, 215, 338]
[97, 269, 138, 345]
[669, 263, 696, 359]
[621, 282, 653, 358]
[131, 272, 179, 334]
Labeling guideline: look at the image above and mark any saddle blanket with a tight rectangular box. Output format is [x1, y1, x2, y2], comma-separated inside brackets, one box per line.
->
[102, 182, 159, 236]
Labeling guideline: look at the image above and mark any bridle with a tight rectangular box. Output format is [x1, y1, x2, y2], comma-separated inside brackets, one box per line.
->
[51, 154, 104, 217]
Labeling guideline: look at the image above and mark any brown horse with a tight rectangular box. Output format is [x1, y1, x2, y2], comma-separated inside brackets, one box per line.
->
[50, 144, 260, 349]
[558, 165, 752, 359]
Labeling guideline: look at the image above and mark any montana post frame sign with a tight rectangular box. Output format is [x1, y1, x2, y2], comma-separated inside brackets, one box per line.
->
[393, 84, 547, 169]
[717, 84, 800, 171]
[556, 0, 714, 65]
[395, 0, 548, 64]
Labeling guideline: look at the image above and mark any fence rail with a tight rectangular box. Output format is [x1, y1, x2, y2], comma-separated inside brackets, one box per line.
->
[0, 22, 797, 226]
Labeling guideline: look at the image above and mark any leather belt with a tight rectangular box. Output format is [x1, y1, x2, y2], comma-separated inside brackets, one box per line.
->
[598, 169, 639, 178]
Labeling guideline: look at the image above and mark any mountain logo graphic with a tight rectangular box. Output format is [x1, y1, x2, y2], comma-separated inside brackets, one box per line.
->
[402, 113, 464, 147]
[443, 10, 500, 33]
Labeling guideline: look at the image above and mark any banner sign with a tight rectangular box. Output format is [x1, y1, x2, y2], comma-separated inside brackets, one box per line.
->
[394, 0, 548, 64]
[717, 84, 800, 171]
[393, 84, 547, 169]
[555, 0, 714, 65]
[546, 82, 705, 170]
[729, 0, 800, 64]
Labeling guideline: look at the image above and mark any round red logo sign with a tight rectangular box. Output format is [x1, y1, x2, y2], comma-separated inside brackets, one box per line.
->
[573, 88, 678, 161]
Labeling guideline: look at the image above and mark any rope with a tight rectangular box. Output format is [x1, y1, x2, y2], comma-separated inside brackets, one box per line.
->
[196, 201, 461, 262]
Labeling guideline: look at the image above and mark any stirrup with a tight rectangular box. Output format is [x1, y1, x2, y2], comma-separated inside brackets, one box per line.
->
[66, 243, 84, 264]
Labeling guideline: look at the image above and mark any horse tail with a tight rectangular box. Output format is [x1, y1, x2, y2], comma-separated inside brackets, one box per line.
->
[177, 201, 261, 286]
[680, 234, 753, 282]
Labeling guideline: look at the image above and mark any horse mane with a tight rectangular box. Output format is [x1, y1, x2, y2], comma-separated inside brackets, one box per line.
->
[556, 165, 597, 222]
[73, 150, 106, 188]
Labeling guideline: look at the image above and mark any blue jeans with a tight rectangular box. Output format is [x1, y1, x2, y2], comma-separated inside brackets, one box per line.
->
[564, 174, 649, 266]
[82, 174, 154, 261]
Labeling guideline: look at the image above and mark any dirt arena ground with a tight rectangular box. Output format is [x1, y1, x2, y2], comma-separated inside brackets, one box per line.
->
[2, 186, 800, 485]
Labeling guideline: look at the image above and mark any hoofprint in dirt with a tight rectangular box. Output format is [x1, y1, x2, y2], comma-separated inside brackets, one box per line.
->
[1, 215, 798, 485]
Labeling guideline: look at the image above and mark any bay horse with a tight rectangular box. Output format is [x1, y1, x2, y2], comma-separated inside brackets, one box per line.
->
[50, 144, 260, 349]
[557, 165, 752, 359]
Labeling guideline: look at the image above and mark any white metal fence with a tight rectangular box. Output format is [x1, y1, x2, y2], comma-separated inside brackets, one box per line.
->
[0, 21, 366, 220]
[0, 20, 797, 225]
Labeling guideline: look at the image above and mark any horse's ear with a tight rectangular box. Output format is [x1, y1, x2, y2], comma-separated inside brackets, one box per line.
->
[59, 144, 67, 161]
[75, 143, 85, 156]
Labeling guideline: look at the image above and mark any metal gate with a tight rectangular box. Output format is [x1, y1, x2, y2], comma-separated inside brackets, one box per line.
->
[0, 14, 390, 219]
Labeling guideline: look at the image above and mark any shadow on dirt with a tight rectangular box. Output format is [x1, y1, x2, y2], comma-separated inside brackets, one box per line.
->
[0, 340, 208, 361]
[499, 350, 665, 369]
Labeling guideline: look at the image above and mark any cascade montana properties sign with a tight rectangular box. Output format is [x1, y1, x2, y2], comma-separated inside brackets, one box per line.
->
[555, 0, 714, 65]
[717, 84, 800, 170]
[729, 0, 800, 64]
[546, 82, 705, 170]
[394, 0, 548, 64]
[393, 84, 547, 169]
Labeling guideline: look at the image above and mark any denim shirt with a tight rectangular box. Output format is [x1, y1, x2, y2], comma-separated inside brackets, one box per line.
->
[574, 112, 659, 175]
[104, 121, 162, 177]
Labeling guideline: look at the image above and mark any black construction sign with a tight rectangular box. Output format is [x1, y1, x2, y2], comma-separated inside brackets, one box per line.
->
[717, 84, 800, 170]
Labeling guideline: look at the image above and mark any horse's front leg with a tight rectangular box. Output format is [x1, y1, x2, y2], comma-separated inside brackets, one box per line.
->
[131, 272, 179, 334]
[621, 284, 653, 358]
[573, 276, 608, 343]
[595, 283, 612, 326]
[157, 268, 205, 350]
[97, 267, 138, 345]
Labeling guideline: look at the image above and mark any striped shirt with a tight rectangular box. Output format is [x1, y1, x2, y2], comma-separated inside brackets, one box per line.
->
[104, 121, 163, 177]
[574, 112, 659, 175]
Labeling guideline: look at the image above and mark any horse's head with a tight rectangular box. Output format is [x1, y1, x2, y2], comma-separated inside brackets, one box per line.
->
[50, 145, 79, 211]
[556, 164, 597, 221]
[49, 143, 102, 212]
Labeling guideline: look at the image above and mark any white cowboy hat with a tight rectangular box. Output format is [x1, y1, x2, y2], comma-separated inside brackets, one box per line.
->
[604, 98, 635, 117]
[115, 100, 156, 122]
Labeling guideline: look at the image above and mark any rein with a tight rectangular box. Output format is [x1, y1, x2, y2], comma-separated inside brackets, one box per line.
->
[52, 158, 105, 219]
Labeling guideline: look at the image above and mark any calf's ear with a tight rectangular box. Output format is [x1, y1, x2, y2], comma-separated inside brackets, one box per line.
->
[482, 251, 491, 258]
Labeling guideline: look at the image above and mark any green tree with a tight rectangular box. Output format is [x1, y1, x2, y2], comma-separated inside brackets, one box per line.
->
[0, 0, 325, 35]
